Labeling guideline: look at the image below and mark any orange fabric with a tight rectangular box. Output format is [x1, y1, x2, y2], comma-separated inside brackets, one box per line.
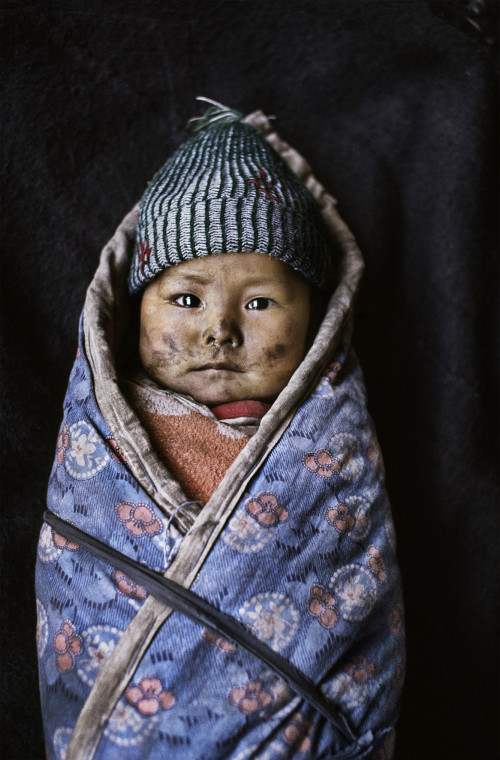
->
[134, 407, 247, 504]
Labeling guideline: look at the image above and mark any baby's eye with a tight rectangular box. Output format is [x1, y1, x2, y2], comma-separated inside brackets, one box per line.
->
[246, 297, 274, 311]
[173, 294, 202, 308]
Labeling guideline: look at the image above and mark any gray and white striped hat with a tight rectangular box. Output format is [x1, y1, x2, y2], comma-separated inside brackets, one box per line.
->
[128, 102, 331, 294]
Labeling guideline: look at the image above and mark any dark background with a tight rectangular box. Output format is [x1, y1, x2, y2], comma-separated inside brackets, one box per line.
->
[1, 1, 498, 758]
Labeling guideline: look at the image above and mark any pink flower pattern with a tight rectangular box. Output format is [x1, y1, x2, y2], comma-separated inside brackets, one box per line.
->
[282, 712, 313, 752]
[112, 570, 147, 600]
[245, 491, 288, 527]
[57, 424, 70, 466]
[307, 584, 338, 628]
[228, 680, 272, 713]
[326, 504, 355, 533]
[52, 528, 79, 552]
[367, 438, 382, 473]
[302, 449, 341, 478]
[115, 502, 162, 537]
[125, 677, 175, 716]
[53, 620, 84, 672]
[387, 607, 403, 635]
[344, 655, 375, 684]
[202, 629, 236, 653]
[106, 435, 127, 464]
[367, 546, 387, 582]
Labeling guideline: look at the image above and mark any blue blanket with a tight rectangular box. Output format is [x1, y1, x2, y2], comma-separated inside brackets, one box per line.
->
[36, 318, 404, 760]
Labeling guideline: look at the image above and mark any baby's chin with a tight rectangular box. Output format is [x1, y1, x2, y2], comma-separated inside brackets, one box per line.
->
[145, 369, 277, 407]
[177, 386, 275, 408]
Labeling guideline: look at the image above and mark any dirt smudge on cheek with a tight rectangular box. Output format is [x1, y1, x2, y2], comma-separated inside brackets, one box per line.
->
[162, 331, 179, 354]
[265, 343, 287, 361]
[150, 330, 186, 368]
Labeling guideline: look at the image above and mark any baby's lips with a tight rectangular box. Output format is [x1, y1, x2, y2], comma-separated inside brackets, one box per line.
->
[194, 362, 243, 372]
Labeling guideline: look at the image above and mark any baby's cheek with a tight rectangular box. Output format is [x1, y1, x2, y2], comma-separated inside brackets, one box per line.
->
[161, 331, 179, 355]
[262, 337, 304, 369]
[264, 343, 287, 361]
[139, 323, 151, 347]
[139, 325, 180, 375]
[257, 340, 303, 389]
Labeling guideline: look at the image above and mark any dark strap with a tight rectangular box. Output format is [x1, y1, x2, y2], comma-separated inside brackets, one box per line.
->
[44, 510, 356, 744]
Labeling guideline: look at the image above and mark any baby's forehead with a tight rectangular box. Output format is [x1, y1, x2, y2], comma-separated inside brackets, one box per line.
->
[159, 251, 305, 285]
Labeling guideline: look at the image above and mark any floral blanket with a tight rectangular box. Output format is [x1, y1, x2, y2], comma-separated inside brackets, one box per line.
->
[36, 329, 404, 760]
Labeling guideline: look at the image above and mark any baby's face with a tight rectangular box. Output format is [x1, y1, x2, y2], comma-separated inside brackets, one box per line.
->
[139, 252, 311, 406]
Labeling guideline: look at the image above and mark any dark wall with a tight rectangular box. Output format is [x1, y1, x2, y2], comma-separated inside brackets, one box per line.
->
[1, 1, 498, 758]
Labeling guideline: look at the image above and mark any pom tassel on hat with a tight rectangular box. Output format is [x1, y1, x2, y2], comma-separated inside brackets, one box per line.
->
[187, 96, 243, 133]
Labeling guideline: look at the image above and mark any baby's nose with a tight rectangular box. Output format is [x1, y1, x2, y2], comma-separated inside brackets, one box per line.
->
[202, 315, 242, 348]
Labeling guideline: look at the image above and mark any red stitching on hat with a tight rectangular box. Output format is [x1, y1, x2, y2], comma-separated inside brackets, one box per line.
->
[137, 242, 152, 274]
[248, 169, 282, 204]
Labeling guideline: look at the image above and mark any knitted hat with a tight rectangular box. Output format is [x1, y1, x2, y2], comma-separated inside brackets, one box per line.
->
[128, 100, 332, 294]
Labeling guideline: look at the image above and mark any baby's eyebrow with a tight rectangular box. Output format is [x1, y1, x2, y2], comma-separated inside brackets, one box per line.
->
[167, 274, 289, 287]
[241, 277, 290, 286]
[168, 274, 212, 285]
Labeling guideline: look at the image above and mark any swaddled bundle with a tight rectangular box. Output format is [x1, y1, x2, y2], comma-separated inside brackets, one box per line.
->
[36, 103, 405, 760]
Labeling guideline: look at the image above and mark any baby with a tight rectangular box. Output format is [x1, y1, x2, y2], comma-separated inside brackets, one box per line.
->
[36, 101, 404, 760]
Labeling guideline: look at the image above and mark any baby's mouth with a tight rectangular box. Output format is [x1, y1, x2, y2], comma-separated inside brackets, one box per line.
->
[194, 362, 243, 372]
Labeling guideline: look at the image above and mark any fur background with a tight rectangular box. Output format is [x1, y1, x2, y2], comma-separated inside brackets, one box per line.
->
[1, 1, 498, 758]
